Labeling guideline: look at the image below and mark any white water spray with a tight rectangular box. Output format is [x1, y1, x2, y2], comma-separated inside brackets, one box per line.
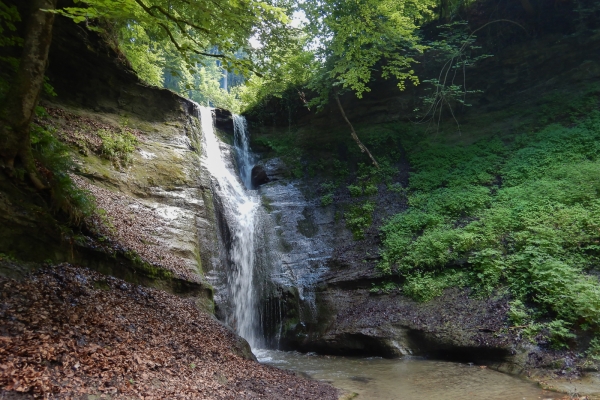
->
[233, 114, 254, 189]
[199, 106, 260, 348]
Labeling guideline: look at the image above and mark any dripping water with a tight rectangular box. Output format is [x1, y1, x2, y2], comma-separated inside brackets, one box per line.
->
[199, 106, 260, 348]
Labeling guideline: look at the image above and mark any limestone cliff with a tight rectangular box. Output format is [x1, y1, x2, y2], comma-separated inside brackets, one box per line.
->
[0, 14, 229, 306]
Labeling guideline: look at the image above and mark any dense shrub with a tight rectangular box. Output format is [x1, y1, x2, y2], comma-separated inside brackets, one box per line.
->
[380, 111, 600, 347]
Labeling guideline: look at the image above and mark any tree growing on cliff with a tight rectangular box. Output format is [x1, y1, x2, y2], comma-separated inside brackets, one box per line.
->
[0, 0, 293, 189]
[301, 0, 436, 167]
[0, 0, 58, 189]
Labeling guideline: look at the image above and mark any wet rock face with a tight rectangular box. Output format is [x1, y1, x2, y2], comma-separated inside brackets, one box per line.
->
[291, 286, 515, 361]
[254, 154, 520, 364]
[256, 157, 414, 351]
[251, 165, 270, 187]
[214, 109, 234, 135]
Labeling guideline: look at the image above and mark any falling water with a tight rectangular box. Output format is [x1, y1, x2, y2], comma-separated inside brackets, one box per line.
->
[199, 106, 260, 348]
[233, 115, 254, 189]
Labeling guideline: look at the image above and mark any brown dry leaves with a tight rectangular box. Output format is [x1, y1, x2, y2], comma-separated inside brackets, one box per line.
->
[37, 106, 144, 156]
[35, 105, 196, 281]
[0, 265, 338, 399]
[72, 175, 198, 282]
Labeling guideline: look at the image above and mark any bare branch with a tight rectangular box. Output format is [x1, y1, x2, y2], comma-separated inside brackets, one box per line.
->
[335, 93, 379, 168]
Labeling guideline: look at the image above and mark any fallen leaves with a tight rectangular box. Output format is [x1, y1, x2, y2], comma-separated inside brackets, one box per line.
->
[72, 175, 199, 282]
[0, 264, 338, 399]
[36, 106, 144, 157]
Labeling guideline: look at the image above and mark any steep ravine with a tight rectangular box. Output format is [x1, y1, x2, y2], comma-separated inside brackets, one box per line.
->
[0, 15, 340, 399]
[244, 15, 600, 398]
[1, 5, 599, 400]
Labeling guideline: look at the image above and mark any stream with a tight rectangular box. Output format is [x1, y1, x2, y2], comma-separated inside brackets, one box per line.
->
[255, 349, 563, 400]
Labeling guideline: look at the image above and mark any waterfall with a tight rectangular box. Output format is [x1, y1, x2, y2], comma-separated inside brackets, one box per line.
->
[233, 115, 254, 189]
[199, 106, 260, 348]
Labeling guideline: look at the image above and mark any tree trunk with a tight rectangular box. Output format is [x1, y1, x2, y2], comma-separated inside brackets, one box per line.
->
[334, 93, 379, 168]
[0, 0, 58, 189]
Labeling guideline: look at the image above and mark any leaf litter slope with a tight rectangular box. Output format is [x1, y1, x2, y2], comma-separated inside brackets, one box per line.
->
[0, 264, 339, 399]
[73, 175, 199, 282]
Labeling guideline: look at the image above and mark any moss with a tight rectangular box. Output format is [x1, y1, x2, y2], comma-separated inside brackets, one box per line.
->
[93, 279, 111, 290]
[192, 247, 203, 275]
[214, 128, 233, 145]
[123, 249, 174, 280]
[187, 116, 203, 153]
[261, 195, 273, 212]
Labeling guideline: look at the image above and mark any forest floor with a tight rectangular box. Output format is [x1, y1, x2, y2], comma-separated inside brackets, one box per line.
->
[0, 263, 339, 399]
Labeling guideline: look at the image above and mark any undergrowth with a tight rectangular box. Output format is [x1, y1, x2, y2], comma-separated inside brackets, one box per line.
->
[379, 108, 600, 349]
[253, 134, 303, 178]
[345, 201, 375, 240]
[97, 128, 137, 168]
[31, 108, 96, 224]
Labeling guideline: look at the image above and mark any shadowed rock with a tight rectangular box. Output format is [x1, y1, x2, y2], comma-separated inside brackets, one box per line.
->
[251, 165, 270, 187]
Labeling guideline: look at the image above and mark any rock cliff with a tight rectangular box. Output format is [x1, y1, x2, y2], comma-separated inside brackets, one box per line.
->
[0, 14, 227, 305]
[245, 9, 600, 394]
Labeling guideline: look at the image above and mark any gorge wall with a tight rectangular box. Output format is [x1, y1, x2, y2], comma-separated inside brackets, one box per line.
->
[243, 6, 600, 393]
[0, 13, 239, 310]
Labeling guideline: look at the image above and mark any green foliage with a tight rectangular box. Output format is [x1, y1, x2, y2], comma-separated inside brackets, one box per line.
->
[30, 123, 96, 223]
[370, 280, 398, 294]
[415, 22, 492, 128]
[253, 133, 303, 177]
[320, 181, 336, 206]
[347, 184, 363, 197]
[43, 77, 58, 98]
[345, 201, 375, 240]
[302, 0, 436, 108]
[118, 23, 165, 87]
[240, 38, 318, 114]
[538, 85, 600, 125]
[402, 273, 450, 302]
[387, 182, 407, 195]
[507, 300, 531, 326]
[546, 320, 576, 349]
[55, 0, 292, 78]
[0, 1, 21, 102]
[0, 1, 22, 48]
[97, 128, 137, 168]
[587, 337, 600, 361]
[0, 252, 17, 262]
[321, 193, 333, 206]
[331, 159, 350, 181]
[52, 0, 301, 114]
[346, 161, 399, 199]
[379, 108, 600, 335]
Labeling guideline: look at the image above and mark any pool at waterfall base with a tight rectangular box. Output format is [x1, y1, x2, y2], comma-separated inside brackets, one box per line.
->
[255, 349, 567, 399]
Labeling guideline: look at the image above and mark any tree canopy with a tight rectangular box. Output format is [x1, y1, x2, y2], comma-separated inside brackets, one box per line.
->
[56, 0, 293, 76]
[302, 0, 436, 105]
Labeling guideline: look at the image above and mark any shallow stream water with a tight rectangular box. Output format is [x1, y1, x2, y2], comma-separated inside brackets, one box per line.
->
[256, 349, 565, 400]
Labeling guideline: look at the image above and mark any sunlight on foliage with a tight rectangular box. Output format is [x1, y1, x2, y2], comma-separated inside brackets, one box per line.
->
[97, 128, 138, 169]
[379, 109, 600, 346]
